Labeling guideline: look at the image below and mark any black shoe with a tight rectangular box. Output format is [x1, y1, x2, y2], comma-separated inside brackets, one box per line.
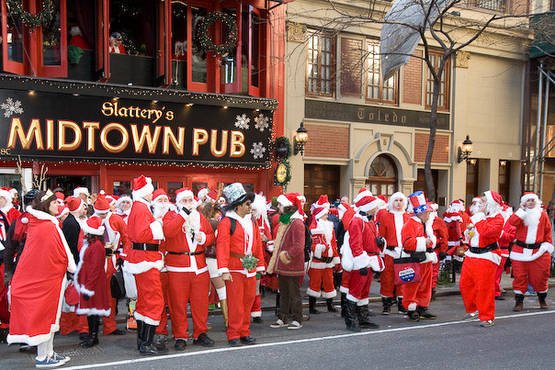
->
[240, 336, 256, 345]
[228, 339, 242, 347]
[174, 339, 187, 351]
[397, 297, 407, 314]
[418, 307, 437, 320]
[80, 336, 99, 348]
[408, 310, 420, 322]
[139, 324, 168, 355]
[358, 305, 380, 329]
[344, 300, 360, 332]
[108, 328, 127, 335]
[252, 317, 263, 324]
[79, 332, 89, 341]
[193, 333, 215, 347]
[495, 295, 505, 301]
[326, 298, 338, 313]
[431, 288, 437, 301]
[309, 297, 320, 314]
[81, 315, 100, 348]
[382, 297, 392, 315]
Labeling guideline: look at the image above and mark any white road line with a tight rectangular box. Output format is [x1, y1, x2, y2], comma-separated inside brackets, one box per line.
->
[63, 309, 555, 369]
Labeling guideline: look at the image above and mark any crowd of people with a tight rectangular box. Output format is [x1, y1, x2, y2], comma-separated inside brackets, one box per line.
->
[0, 179, 552, 368]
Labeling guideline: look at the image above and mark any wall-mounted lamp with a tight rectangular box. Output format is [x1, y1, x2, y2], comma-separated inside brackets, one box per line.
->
[293, 121, 309, 155]
[457, 135, 473, 163]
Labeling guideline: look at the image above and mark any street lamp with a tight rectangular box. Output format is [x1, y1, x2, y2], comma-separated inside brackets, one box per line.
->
[457, 135, 473, 163]
[293, 121, 309, 155]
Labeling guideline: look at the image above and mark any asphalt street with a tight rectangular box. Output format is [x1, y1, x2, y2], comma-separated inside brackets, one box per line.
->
[1, 293, 554, 370]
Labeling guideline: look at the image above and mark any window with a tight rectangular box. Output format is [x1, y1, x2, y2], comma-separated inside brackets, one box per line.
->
[171, 1, 187, 87]
[366, 154, 398, 196]
[366, 41, 397, 103]
[472, 0, 507, 12]
[425, 53, 450, 110]
[306, 30, 335, 97]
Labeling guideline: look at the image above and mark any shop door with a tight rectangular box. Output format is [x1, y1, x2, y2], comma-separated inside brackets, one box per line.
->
[304, 164, 341, 207]
[366, 154, 398, 197]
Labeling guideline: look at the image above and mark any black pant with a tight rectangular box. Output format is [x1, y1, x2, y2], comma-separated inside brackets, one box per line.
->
[278, 275, 303, 323]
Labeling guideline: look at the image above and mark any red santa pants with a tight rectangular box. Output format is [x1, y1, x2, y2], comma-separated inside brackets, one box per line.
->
[431, 262, 440, 289]
[225, 272, 256, 340]
[380, 255, 399, 297]
[251, 278, 261, 317]
[307, 268, 336, 298]
[460, 257, 497, 321]
[102, 258, 118, 335]
[347, 270, 373, 305]
[494, 256, 508, 298]
[402, 262, 432, 311]
[512, 253, 551, 294]
[167, 271, 209, 339]
[155, 271, 170, 335]
[340, 271, 350, 294]
[134, 268, 164, 326]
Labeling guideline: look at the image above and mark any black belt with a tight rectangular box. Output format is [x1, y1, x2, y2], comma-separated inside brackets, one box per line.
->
[469, 242, 499, 254]
[132, 243, 160, 251]
[386, 245, 398, 251]
[426, 248, 434, 253]
[166, 251, 204, 256]
[515, 240, 541, 250]
[105, 249, 114, 257]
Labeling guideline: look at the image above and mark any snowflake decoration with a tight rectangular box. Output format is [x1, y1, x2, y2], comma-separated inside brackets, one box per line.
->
[1, 98, 24, 118]
[250, 142, 266, 159]
[253, 114, 269, 132]
[235, 114, 250, 130]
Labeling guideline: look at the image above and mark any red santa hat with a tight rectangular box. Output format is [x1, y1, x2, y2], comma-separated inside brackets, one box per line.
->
[65, 196, 84, 213]
[55, 191, 65, 203]
[99, 190, 116, 206]
[448, 199, 465, 213]
[312, 205, 329, 220]
[520, 192, 540, 205]
[153, 188, 169, 202]
[354, 189, 380, 213]
[0, 187, 13, 203]
[83, 216, 105, 236]
[8, 188, 18, 197]
[73, 186, 90, 198]
[56, 205, 69, 219]
[316, 195, 330, 209]
[132, 175, 154, 200]
[298, 194, 306, 204]
[377, 194, 388, 203]
[277, 192, 303, 212]
[408, 191, 429, 215]
[175, 187, 194, 204]
[484, 190, 503, 207]
[93, 196, 111, 215]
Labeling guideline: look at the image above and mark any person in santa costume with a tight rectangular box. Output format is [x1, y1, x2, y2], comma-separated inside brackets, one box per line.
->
[74, 216, 111, 348]
[123, 175, 166, 355]
[442, 200, 465, 264]
[342, 189, 383, 331]
[495, 203, 516, 301]
[8, 190, 76, 368]
[508, 192, 554, 311]
[93, 195, 129, 336]
[162, 187, 216, 350]
[376, 192, 409, 315]
[400, 191, 437, 322]
[216, 183, 265, 346]
[307, 203, 340, 314]
[115, 195, 132, 223]
[268, 193, 306, 330]
[250, 193, 274, 323]
[430, 203, 448, 300]
[0, 187, 21, 238]
[337, 201, 355, 318]
[459, 191, 504, 327]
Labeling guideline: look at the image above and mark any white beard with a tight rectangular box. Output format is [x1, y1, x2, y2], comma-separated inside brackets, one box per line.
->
[318, 219, 334, 245]
[470, 204, 482, 216]
[523, 206, 542, 227]
[153, 203, 170, 218]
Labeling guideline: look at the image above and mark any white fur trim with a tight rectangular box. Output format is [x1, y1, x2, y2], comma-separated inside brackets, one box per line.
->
[256, 266, 265, 272]
[134, 311, 160, 326]
[123, 259, 164, 274]
[76, 308, 111, 317]
[332, 256, 340, 265]
[314, 244, 326, 259]
[443, 215, 462, 222]
[407, 302, 417, 311]
[132, 178, 154, 200]
[216, 287, 227, 300]
[81, 222, 105, 236]
[266, 241, 275, 252]
[339, 286, 349, 293]
[149, 220, 165, 240]
[393, 213, 404, 248]
[470, 213, 486, 224]
[322, 290, 337, 299]
[368, 255, 385, 272]
[218, 267, 230, 275]
[250, 311, 262, 318]
[424, 252, 438, 264]
[520, 193, 540, 205]
[306, 288, 322, 298]
[387, 192, 407, 212]
[352, 252, 371, 270]
[514, 208, 527, 219]
[73, 187, 90, 197]
[277, 194, 293, 207]
[175, 189, 194, 204]
[346, 293, 360, 303]
[197, 231, 207, 245]
[309, 261, 330, 269]
[165, 265, 208, 275]
[415, 237, 427, 252]
[357, 298, 369, 306]
[465, 250, 501, 265]
[510, 242, 554, 262]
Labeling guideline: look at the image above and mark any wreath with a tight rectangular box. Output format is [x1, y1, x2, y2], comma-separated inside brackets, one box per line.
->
[7, 0, 54, 28]
[274, 160, 292, 187]
[274, 136, 291, 159]
[196, 11, 238, 57]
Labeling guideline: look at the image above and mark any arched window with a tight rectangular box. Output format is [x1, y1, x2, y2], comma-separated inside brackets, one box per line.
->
[366, 154, 398, 196]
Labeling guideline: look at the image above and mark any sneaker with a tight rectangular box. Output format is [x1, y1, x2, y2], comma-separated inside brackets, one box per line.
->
[35, 356, 64, 368]
[252, 317, 263, 324]
[480, 320, 495, 328]
[287, 321, 303, 330]
[270, 319, 287, 328]
[463, 311, 478, 321]
[51, 353, 70, 365]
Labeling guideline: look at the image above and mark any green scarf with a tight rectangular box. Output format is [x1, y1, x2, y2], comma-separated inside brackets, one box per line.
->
[279, 212, 295, 224]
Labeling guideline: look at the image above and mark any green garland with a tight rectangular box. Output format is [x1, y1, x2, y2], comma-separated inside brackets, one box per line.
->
[274, 159, 292, 186]
[274, 136, 291, 159]
[7, 0, 54, 28]
[196, 11, 238, 57]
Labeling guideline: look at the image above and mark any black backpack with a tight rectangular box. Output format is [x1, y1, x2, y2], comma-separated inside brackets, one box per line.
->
[304, 224, 311, 262]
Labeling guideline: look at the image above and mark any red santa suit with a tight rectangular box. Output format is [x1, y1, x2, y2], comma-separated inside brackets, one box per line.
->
[123, 177, 165, 327]
[307, 206, 340, 299]
[508, 193, 553, 295]
[216, 210, 265, 341]
[431, 211, 448, 290]
[496, 205, 515, 298]
[162, 197, 215, 341]
[8, 206, 77, 345]
[459, 191, 504, 322]
[337, 202, 355, 295]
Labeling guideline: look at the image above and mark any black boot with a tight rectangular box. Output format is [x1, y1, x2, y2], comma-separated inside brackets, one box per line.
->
[326, 298, 338, 313]
[382, 297, 392, 315]
[340, 293, 347, 318]
[358, 305, 379, 329]
[344, 300, 360, 332]
[275, 292, 280, 317]
[407, 310, 420, 322]
[538, 292, 549, 309]
[431, 288, 437, 301]
[136, 320, 144, 350]
[513, 294, 524, 312]
[81, 316, 100, 348]
[139, 324, 168, 355]
[418, 306, 437, 320]
[309, 297, 320, 315]
[153, 334, 168, 352]
[397, 297, 407, 314]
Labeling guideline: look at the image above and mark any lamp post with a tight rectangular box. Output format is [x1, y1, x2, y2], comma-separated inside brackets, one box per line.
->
[457, 135, 473, 163]
[293, 121, 308, 155]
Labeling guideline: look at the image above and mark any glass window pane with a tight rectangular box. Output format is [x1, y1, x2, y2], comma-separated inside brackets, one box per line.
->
[42, 0, 61, 66]
[171, 1, 187, 87]
[251, 14, 260, 87]
[191, 6, 208, 83]
[110, 0, 156, 56]
[6, 5, 24, 63]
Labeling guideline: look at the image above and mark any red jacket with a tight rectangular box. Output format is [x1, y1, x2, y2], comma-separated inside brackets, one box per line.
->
[432, 216, 449, 254]
[508, 208, 553, 262]
[378, 210, 409, 258]
[75, 237, 110, 316]
[216, 212, 265, 278]
[465, 212, 504, 264]
[400, 216, 437, 264]
[162, 210, 215, 274]
[104, 212, 131, 255]
[309, 219, 339, 269]
[348, 216, 381, 270]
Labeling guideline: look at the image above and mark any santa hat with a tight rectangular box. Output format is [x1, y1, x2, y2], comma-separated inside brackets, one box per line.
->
[98, 190, 116, 206]
[354, 189, 380, 213]
[471, 196, 482, 204]
[520, 192, 540, 205]
[377, 194, 388, 204]
[316, 195, 330, 209]
[83, 216, 105, 236]
[198, 187, 209, 201]
[116, 195, 132, 207]
[93, 196, 111, 215]
[132, 175, 154, 200]
[56, 205, 69, 219]
[277, 192, 303, 212]
[298, 195, 306, 204]
[430, 202, 439, 212]
[337, 201, 352, 219]
[65, 196, 84, 213]
[153, 188, 169, 202]
[312, 205, 328, 220]
[55, 191, 65, 205]
[73, 187, 90, 198]
[448, 199, 465, 213]
[408, 191, 429, 215]
[484, 190, 503, 207]
[387, 192, 407, 211]
[8, 188, 18, 197]
[0, 187, 12, 202]
[175, 187, 194, 204]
